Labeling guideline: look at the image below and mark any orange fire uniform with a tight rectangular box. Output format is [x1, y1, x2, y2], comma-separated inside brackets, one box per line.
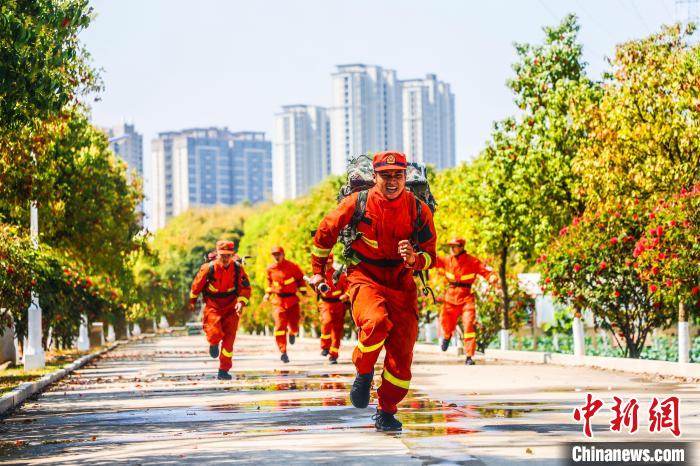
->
[266, 259, 306, 353]
[436, 252, 492, 356]
[190, 260, 251, 371]
[318, 265, 349, 359]
[312, 186, 436, 415]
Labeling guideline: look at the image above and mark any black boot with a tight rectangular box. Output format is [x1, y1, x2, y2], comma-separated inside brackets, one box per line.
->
[281, 352, 290, 363]
[440, 337, 451, 352]
[217, 369, 232, 380]
[465, 356, 475, 365]
[289, 334, 296, 345]
[372, 409, 402, 432]
[349, 372, 373, 408]
[328, 356, 338, 364]
[209, 344, 219, 359]
[321, 348, 329, 356]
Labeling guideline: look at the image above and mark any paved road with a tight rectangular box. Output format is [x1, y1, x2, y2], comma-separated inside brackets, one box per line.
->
[0, 334, 698, 465]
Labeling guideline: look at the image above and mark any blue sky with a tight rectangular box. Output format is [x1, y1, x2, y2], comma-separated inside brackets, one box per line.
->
[80, 0, 681, 225]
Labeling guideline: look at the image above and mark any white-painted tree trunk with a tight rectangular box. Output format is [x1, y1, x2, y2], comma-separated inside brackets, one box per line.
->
[132, 323, 142, 336]
[499, 329, 509, 351]
[678, 321, 690, 364]
[573, 317, 585, 357]
[76, 314, 90, 351]
[106, 324, 116, 343]
[159, 316, 169, 329]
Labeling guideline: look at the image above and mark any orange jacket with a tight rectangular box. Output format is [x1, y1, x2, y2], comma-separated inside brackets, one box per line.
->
[436, 252, 492, 305]
[319, 267, 349, 303]
[266, 259, 306, 308]
[190, 260, 251, 311]
[312, 187, 436, 291]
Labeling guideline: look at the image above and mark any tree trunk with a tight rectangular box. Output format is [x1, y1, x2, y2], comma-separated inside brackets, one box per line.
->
[678, 302, 689, 363]
[499, 244, 510, 331]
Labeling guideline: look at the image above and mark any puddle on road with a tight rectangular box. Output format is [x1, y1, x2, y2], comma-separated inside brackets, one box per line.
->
[1, 356, 578, 465]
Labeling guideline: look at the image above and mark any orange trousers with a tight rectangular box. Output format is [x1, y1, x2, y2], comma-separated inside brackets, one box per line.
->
[441, 300, 476, 357]
[203, 306, 240, 371]
[319, 301, 347, 358]
[349, 275, 418, 415]
[273, 303, 300, 353]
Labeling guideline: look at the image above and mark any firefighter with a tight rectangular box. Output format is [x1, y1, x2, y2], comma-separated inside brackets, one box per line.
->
[309, 151, 437, 432]
[264, 246, 307, 363]
[436, 237, 494, 365]
[189, 240, 251, 380]
[317, 252, 349, 364]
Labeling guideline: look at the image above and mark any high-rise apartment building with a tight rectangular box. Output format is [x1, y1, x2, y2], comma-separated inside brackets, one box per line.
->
[152, 128, 272, 229]
[401, 74, 456, 170]
[329, 64, 403, 174]
[105, 122, 143, 177]
[272, 105, 330, 202]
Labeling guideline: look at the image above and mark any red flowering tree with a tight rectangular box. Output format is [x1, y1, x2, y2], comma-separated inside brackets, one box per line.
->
[541, 201, 676, 358]
[634, 185, 700, 320]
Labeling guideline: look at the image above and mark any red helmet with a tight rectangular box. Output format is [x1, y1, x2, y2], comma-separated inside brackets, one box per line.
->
[216, 240, 236, 255]
[447, 237, 466, 247]
[373, 151, 407, 172]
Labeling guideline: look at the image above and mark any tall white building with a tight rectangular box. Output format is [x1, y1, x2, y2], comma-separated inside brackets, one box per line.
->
[273, 105, 330, 202]
[401, 74, 456, 170]
[329, 64, 403, 174]
[152, 128, 272, 229]
[105, 123, 143, 177]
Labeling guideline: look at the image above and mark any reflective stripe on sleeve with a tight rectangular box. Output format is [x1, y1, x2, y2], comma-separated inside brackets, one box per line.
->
[445, 272, 455, 280]
[311, 245, 332, 258]
[237, 296, 249, 305]
[283, 277, 295, 285]
[419, 252, 432, 269]
[460, 273, 475, 281]
[189, 292, 199, 299]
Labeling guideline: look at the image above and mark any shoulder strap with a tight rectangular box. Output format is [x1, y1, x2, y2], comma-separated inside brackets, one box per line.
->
[411, 193, 423, 246]
[352, 190, 369, 228]
[207, 262, 215, 284]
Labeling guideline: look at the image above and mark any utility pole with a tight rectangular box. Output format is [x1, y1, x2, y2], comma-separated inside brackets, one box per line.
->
[24, 201, 45, 370]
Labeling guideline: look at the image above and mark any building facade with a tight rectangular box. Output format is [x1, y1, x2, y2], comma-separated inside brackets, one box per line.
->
[152, 128, 272, 229]
[106, 123, 144, 177]
[401, 74, 456, 170]
[272, 105, 330, 202]
[329, 64, 403, 174]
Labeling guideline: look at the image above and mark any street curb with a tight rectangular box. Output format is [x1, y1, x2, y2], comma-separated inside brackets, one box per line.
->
[0, 343, 119, 417]
[484, 349, 700, 379]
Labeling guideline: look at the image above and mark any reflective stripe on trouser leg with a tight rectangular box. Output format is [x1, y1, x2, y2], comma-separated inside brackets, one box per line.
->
[320, 304, 333, 350]
[273, 306, 288, 354]
[219, 312, 240, 371]
[287, 303, 300, 337]
[440, 302, 460, 340]
[377, 285, 418, 415]
[330, 307, 345, 357]
[350, 282, 390, 374]
[462, 307, 477, 357]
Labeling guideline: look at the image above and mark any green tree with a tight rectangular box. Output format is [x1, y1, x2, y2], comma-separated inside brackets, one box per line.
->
[574, 24, 700, 203]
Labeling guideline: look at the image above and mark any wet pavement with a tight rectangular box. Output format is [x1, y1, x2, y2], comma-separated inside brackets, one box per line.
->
[0, 334, 698, 465]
